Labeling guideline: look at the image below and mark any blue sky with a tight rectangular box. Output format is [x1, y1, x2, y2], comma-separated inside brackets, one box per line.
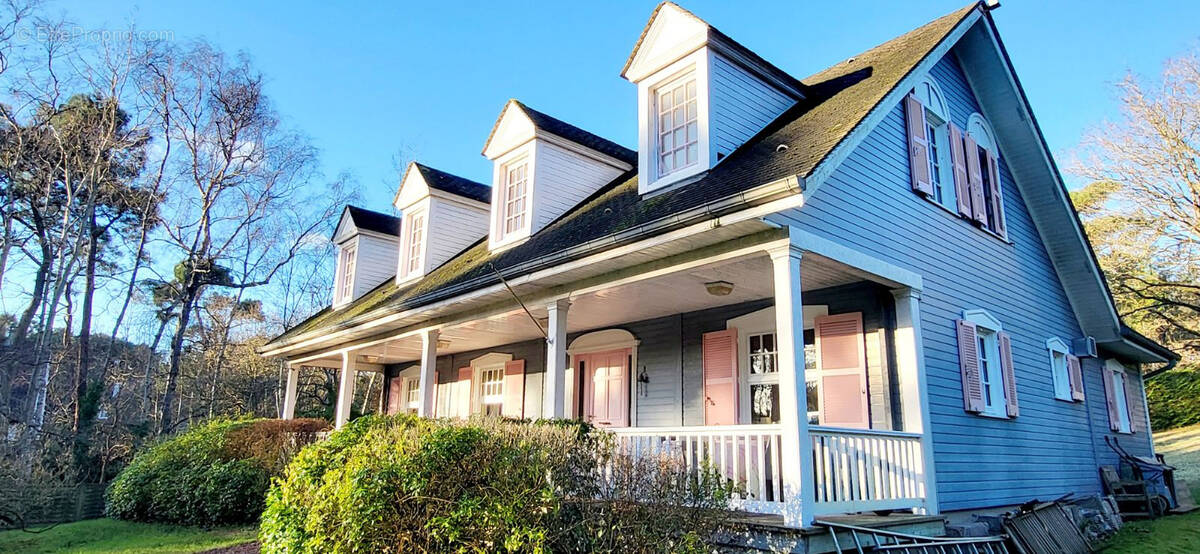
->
[53, 0, 1200, 210]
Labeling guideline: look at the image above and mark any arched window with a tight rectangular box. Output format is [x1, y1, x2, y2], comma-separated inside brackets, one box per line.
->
[966, 113, 1006, 236]
[913, 77, 955, 208]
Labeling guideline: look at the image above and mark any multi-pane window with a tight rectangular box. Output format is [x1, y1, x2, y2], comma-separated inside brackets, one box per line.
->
[926, 122, 944, 205]
[979, 145, 998, 231]
[976, 327, 1006, 417]
[748, 332, 779, 424]
[655, 74, 698, 177]
[339, 245, 356, 301]
[480, 365, 504, 415]
[501, 161, 528, 237]
[405, 378, 420, 414]
[405, 211, 424, 276]
[804, 339, 819, 424]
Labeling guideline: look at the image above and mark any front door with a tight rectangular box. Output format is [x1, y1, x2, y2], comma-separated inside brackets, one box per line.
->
[580, 349, 630, 427]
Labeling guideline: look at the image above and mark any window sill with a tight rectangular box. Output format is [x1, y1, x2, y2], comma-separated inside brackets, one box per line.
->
[917, 193, 1012, 245]
[974, 410, 1013, 420]
[1053, 395, 1083, 404]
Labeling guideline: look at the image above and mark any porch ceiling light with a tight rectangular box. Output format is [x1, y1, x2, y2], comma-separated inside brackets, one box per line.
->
[705, 280, 734, 296]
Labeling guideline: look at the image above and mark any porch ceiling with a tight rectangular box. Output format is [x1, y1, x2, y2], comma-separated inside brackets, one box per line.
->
[323, 248, 876, 367]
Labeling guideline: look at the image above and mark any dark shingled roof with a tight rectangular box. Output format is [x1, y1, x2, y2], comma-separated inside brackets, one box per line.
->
[344, 205, 401, 237]
[413, 163, 491, 204]
[267, 3, 979, 350]
[490, 100, 638, 166]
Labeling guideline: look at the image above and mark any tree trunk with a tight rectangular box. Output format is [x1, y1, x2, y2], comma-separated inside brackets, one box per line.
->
[74, 206, 98, 433]
[159, 289, 197, 434]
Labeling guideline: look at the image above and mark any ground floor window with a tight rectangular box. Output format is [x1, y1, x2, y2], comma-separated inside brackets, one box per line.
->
[405, 377, 420, 414]
[479, 365, 504, 417]
[1112, 369, 1132, 434]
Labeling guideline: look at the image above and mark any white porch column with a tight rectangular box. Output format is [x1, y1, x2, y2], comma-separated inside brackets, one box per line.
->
[891, 287, 940, 513]
[334, 351, 358, 429]
[417, 329, 439, 417]
[544, 299, 570, 419]
[281, 362, 299, 420]
[769, 240, 816, 527]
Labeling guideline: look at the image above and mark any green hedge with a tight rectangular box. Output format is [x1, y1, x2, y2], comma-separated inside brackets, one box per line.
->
[106, 418, 328, 526]
[260, 415, 734, 553]
[1147, 366, 1200, 431]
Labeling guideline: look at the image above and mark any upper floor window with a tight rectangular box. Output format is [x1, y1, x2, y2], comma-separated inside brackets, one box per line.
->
[966, 113, 1007, 237]
[910, 78, 955, 208]
[654, 73, 698, 178]
[338, 244, 356, 302]
[500, 159, 528, 238]
[403, 209, 425, 277]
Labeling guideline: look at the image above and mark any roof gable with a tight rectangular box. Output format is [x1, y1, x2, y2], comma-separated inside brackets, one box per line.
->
[395, 162, 490, 210]
[332, 205, 401, 243]
[481, 99, 636, 165]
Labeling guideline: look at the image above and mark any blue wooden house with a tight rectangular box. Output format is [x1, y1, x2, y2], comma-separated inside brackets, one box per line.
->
[261, 1, 1178, 527]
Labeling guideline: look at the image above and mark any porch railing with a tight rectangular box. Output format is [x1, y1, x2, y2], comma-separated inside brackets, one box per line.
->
[610, 425, 926, 516]
[810, 426, 926, 515]
[610, 424, 786, 514]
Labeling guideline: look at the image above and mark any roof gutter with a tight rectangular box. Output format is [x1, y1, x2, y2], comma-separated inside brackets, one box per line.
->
[261, 174, 805, 355]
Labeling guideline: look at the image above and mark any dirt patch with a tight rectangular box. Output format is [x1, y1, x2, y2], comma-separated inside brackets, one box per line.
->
[198, 541, 260, 554]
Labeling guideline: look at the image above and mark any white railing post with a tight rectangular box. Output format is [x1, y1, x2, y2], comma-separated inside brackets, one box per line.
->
[282, 362, 299, 420]
[769, 236, 815, 527]
[334, 350, 358, 429]
[417, 329, 439, 417]
[544, 299, 570, 419]
[890, 287, 938, 514]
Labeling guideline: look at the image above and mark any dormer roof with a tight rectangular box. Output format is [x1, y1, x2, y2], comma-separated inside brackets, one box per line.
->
[408, 163, 491, 205]
[333, 205, 401, 242]
[481, 99, 636, 165]
[621, 1, 806, 99]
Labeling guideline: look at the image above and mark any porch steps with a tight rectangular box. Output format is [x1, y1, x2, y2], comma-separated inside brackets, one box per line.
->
[717, 512, 946, 553]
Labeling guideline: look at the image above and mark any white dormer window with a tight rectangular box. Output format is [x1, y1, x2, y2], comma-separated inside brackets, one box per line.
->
[501, 159, 529, 237]
[338, 244, 356, 302]
[655, 73, 699, 177]
[402, 209, 425, 277]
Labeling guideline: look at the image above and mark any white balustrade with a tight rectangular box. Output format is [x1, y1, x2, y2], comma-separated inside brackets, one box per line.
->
[809, 426, 926, 515]
[611, 425, 927, 517]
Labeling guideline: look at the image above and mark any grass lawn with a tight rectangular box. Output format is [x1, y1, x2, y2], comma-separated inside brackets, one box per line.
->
[0, 518, 257, 554]
[1106, 422, 1200, 553]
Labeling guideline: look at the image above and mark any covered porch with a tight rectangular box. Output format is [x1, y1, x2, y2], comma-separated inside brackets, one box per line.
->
[279, 226, 936, 527]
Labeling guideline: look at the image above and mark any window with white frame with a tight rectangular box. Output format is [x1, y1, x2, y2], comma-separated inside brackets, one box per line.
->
[1109, 363, 1133, 434]
[499, 159, 528, 239]
[967, 113, 1006, 236]
[747, 332, 779, 424]
[403, 209, 425, 277]
[804, 332, 819, 424]
[479, 365, 505, 417]
[654, 72, 698, 179]
[1047, 338, 1072, 401]
[338, 244, 357, 302]
[913, 77, 955, 208]
[404, 377, 420, 414]
[973, 320, 1007, 418]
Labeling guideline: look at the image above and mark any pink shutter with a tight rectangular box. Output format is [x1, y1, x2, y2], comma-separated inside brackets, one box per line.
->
[949, 124, 972, 217]
[815, 313, 870, 429]
[457, 366, 473, 418]
[702, 329, 739, 426]
[985, 150, 1007, 235]
[997, 331, 1018, 418]
[386, 376, 404, 415]
[956, 319, 984, 413]
[964, 135, 987, 224]
[502, 359, 526, 419]
[1066, 355, 1085, 402]
[1102, 366, 1120, 431]
[1124, 373, 1139, 434]
[904, 94, 934, 196]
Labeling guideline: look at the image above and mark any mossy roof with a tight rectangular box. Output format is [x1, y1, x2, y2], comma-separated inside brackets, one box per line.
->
[265, 2, 980, 352]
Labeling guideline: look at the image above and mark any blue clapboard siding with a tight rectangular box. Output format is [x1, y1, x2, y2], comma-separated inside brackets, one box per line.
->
[709, 53, 795, 161]
[1084, 357, 1154, 469]
[765, 51, 1145, 512]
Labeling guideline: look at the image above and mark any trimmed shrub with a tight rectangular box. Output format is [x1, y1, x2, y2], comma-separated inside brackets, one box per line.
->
[261, 415, 735, 553]
[106, 417, 329, 526]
